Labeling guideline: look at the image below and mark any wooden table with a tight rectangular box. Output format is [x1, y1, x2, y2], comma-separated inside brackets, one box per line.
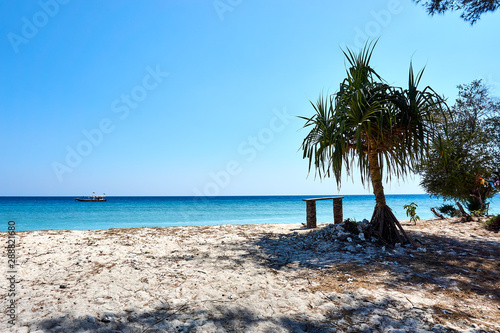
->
[302, 196, 344, 228]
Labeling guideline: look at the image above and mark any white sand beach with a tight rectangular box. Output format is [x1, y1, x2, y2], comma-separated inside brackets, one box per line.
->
[1, 218, 499, 332]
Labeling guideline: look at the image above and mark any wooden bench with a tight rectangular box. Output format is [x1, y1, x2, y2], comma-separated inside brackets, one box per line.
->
[302, 196, 344, 228]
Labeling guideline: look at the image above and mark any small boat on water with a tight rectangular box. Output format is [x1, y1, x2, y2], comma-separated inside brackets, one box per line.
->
[75, 192, 107, 202]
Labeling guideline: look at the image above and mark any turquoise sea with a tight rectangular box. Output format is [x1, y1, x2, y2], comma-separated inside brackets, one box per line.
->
[0, 195, 498, 232]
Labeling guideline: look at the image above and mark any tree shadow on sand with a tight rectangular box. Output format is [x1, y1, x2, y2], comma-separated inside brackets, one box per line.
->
[32, 291, 480, 333]
[29, 222, 500, 332]
[33, 303, 335, 333]
[243, 222, 500, 299]
[227, 222, 500, 331]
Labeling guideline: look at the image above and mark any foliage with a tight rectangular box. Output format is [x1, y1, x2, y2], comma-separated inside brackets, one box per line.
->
[437, 203, 456, 217]
[418, 80, 500, 212]
[483, 215, 500, 231]
[343, 218, 357, 224]
[466, 199, 483, 213]
[413, 0, 500, 24]
[403, 202, 420, 224]
[470, 209, 486, 217]
[300, 41, 445, 189]
[300, 40, 446, 245]
[343, 218, 360, 235]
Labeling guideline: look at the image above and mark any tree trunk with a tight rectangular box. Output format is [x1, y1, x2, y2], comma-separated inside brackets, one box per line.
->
[368, 151, 386, 208]
[456, 201, 472, 221]
[431, 207, 445, 219]
[367, 151, 415, 246]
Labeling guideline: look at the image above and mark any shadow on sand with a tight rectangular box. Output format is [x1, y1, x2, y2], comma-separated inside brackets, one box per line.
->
[31, 222, 499, 332]
[35, 304, 334, 333]
[243, 223, 500, 299]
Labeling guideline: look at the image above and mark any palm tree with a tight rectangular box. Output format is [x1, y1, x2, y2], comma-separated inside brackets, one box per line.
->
[300, 41, 446, 245]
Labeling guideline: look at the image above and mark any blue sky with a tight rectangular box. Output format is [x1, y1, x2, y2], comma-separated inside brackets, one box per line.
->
[1, 0, 499, 196]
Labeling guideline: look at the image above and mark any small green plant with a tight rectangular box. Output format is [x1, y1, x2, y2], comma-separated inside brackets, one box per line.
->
[437, 204, 456, 217]
[471, 209, 487, 217]
[343, 217, 357, 224]
[403, 202, 420, 225]
[343, 218, 359, 234]
[483, 215, 500, 231]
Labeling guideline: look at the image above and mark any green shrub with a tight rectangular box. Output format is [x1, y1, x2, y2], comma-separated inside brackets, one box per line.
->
[343, 218, 359, 234]
[437, 204, 456, 217]
[466, 198, 483, 213]
[483, 215, 500, 231]
[403, 202, 420, 224]
[471, 209, 487, 217]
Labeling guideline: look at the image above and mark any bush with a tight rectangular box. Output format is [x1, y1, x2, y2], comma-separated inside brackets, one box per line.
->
[466, 198, 483, 213]
[403, 202, 420, 224]
[483, 215, 500, 231]
[471, 209, 486, 217]
[343, 218, 359, 235]
[437, 204, 456, 217]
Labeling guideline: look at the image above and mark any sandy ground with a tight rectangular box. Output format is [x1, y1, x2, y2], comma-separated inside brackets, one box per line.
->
[1, 217, 499, 332]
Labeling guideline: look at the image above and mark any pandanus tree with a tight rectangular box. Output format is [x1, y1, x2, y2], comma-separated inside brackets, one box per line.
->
[300, 41, 446, 245]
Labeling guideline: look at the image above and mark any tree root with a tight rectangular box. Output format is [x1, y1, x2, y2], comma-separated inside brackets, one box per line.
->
[368, 205, 416, 247]
[456, 201, 472, 222]
[431, 207, 445, 219]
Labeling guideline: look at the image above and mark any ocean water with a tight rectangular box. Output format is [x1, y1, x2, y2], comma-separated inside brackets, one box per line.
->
[0, 195, 498, 232]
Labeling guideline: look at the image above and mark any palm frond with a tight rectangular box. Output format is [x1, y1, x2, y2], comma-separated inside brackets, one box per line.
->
[299, 40, 448, 191]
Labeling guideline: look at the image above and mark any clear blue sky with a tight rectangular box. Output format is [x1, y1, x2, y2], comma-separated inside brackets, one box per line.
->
[1, 0, 499, 196]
